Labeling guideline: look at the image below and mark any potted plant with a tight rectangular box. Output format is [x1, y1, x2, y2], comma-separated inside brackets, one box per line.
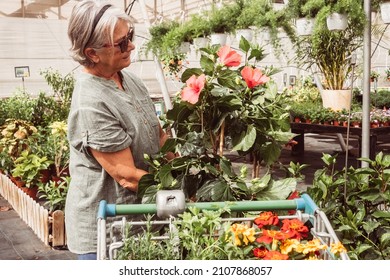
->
[143, 20, 180, 58]
[184, 13, 211, 49]
[251, 0, 296, 54]
[285, 0, 322, 36]
[385, 68, 390, 81]
[138, 40, 296, 203]
[290, 0, 366, 111]
[206, 4, 238, 45]
[11, 150, 53, 199]
[235, 0, 257, 42]
[370, 70, 380, 82]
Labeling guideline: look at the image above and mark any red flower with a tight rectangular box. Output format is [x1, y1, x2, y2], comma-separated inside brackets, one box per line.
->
[217, 45, 241, 67]
[254, 211, 279, 229]
[181, 74, 206, 104]
[241, 66, 270, 89]
[280, 219, 309, 240]
[263, 251, 289, 260]
[286, 190, 300, 215]
[253, 246, 268, 259]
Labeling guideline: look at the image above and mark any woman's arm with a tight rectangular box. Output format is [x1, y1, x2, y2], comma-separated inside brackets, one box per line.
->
[89, 147, 147, 192]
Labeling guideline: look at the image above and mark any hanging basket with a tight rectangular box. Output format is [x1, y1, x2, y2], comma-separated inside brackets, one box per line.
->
[210, 33, 228, 46]
[326, 13, 348, 31]
[296, 18, 315, 36]
[380, 2, 390, 24]
[235, 29, 253, 42]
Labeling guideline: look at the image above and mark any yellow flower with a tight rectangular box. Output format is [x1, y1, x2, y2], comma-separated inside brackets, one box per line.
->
[306, 255, 320, 260]
[280, 239, 300, 255]
[330, 242, 347, 255]
[296, 239, 327, 255]
[229, 223, 256, 246]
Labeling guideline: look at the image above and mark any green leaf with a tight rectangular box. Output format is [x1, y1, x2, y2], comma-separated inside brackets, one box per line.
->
[255, 178, 296, 200]
[238, 36, 250, 52]
[372, 211, 390, 219]
[355, 244, 372, 255]
[232, 125, 256, 152]
[200, 56, 215, 73]
[362, 221, 381, 235]
[159, 164, 174, 188]
[181, 68, 204, 83]
[380, 233, 390, 247]
[196, 179, 234, 201]
[137, 174, 156, 198]
[160, 137, 178, 154]
[217, 69, 239, 89]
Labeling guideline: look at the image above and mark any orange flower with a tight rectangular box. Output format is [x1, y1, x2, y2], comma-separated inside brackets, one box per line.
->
[241, 66, 270, 89]
[181, 74, 206, 104]
[256, 230, 290, 244]
[217, 45, 241, 67]
[263, 251, 289, 260]
[280, 219, 309, 239]
[253, 246, 269, 259]
[254, 211, 279, 229]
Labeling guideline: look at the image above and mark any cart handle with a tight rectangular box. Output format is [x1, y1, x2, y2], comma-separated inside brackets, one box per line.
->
[97, 193, 318, 219]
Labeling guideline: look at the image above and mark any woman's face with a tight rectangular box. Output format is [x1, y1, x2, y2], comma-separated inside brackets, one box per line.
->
[95, 20, 135, 74]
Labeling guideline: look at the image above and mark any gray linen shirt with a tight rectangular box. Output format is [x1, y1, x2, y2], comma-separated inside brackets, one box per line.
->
[65, 70, 160, 254]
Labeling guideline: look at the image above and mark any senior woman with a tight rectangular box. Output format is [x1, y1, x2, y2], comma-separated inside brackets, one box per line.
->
[65, 1, 171, 260]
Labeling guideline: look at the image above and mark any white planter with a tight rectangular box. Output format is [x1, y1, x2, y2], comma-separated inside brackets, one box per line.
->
[326, 13, 348, 31]
[210, 33, 228, 46]
[296, 18, 315, 36]
[321, 89, 352, 111]
[193, 37, 209, 49]
[179, 42, 191, 53]
[380, 2, 390, 24]
[235, 29, 253, 42]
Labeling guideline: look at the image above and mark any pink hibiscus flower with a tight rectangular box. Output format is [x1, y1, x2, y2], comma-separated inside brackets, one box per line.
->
[217, 45, 241, 67]
[181, 74, 206, 104]
[241, 66, 270, 89]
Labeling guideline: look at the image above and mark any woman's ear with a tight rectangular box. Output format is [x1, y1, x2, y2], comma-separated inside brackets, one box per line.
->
[84, 47, 100, 64]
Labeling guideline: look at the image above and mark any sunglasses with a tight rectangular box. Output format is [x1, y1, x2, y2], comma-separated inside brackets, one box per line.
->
[104, 28, 134, 53]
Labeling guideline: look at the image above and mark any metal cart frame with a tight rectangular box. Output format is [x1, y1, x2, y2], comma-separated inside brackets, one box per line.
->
[97, 193, 349, 260]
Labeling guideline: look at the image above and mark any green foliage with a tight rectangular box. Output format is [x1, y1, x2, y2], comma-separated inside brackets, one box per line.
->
[12, 150, 53, 188]
[371, 89, 390, 109]
[206, 4, 239, 34]
[307, 152, 390, 260]
[286, 0, 366, 90]
[139, 39, 297, 203]
[38, 176, 70, 212]
[116, 207, 252, 260]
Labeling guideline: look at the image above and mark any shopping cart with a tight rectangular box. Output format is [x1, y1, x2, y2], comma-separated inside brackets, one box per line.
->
[97, 191, 349, 260]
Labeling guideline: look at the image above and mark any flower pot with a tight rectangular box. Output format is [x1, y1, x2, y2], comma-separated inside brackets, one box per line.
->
[179, 42, 191, 53]
[296, 18, 315, 36]
[326, 13, 348, 31]
[193, 37, 209, 49]
[210, 33, 228, 46]
[321, 89, 352, 111]
[380, 2, 390, 24]
[235, 29, 253, 42]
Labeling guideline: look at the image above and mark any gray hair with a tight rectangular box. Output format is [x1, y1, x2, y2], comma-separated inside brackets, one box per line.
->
[68, 1, 132, 67]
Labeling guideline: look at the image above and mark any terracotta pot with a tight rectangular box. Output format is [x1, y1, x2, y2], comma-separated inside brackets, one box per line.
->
[39, 169, 51, 184]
